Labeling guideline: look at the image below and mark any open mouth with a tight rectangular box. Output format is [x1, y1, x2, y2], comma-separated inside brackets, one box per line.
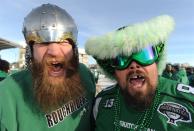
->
[48, 62, 65, 77]
[128, 73, 145, 88]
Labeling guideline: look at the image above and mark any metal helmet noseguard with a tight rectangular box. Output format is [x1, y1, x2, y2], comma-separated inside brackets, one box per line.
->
[22, 3, 78, 44]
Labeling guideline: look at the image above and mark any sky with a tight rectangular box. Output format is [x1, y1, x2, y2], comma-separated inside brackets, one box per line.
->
[0, 0, 194, 66]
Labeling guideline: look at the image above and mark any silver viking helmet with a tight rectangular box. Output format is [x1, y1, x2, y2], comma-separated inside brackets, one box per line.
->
[23, 3, 78, 68]
[22, 3, 78, 44]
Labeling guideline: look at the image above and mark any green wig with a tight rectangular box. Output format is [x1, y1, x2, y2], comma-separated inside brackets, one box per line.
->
[85, 15, 175, 79]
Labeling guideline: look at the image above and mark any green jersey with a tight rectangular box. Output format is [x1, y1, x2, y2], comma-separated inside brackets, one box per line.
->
[0, 70, 8, 81]
[162, 71, 172, 79]
[188, 74, 194, 87]
[93, 77, 194, 131]
[0, 63, 96, 131]
[172, 69, 189, 85]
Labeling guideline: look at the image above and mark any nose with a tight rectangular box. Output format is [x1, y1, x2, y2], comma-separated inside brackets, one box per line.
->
[46, 43, 61, 56]
[128, 61, 141, 70]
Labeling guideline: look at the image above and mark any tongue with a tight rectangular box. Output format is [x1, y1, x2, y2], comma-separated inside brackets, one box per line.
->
[51, 66, 61, 72]
[130, 78, 144, 87]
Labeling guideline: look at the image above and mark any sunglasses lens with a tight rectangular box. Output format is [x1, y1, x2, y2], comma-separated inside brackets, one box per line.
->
[111, 56, 130, 70]
[111, 46, 158, 70]
[133, 46, 158, 65]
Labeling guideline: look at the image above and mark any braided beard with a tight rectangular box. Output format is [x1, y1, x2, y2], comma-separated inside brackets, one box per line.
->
[31, 54, 84, 113]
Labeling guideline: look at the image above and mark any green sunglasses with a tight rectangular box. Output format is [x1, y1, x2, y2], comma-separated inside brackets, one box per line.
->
[111, 43, 164, 70]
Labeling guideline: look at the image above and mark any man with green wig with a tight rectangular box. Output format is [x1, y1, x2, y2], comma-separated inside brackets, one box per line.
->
[85, 15, 194, 130]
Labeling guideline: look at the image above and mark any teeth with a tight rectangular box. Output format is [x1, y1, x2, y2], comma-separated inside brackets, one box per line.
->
[131, 76, 138, 79]
[52, 61, 59, 64]
[129, 74, 144, 79]
[129, 73, 145, 81]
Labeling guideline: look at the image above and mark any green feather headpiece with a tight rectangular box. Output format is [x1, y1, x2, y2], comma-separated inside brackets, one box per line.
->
[85, 15, 175, 79]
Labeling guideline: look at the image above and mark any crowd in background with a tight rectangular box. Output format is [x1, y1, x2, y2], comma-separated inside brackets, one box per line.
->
[162, 63, 194, 87]
[1, 59, 194, 87]
[1, 57, 194, 87]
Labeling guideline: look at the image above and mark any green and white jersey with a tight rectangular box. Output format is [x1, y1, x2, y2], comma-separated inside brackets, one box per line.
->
[0, 63, 96, 131]
[93, 77, 194, 131]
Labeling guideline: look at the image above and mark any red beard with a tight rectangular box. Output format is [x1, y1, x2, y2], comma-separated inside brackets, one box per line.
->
[31, 55, 84, 113]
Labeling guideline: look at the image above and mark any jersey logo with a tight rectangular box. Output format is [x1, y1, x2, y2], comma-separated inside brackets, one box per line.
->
[119, 120, 155, 131]
[177, 84, 194, 95]
[157, 102, 192, 126]
[104, 98, 114, 108]
[45, 96, 88, 128]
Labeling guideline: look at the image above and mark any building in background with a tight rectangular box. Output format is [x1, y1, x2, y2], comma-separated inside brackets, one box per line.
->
[78, 48, 89, 66]
[18, 48, 26, 68]
[0, 37, 23, 70]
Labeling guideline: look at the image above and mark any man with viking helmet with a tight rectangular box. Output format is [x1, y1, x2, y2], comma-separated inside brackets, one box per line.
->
[85, 15, 194, 130]
[0, 4, 95, 131]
